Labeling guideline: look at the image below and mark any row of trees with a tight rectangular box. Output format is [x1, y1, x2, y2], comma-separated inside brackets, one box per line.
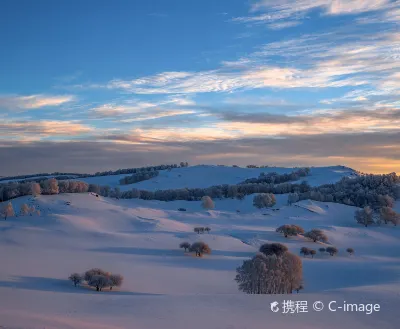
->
[235, 243, 303, 294]
[194, 227, 211, 234]
[240, 168, 310, 185]
[300, 246, 341, 257]
[119, 170, 159, 185]
[69, 268, 123, 291]
[0, 202, 41, 220]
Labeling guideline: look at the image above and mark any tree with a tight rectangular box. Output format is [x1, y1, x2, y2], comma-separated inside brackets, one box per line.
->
[84, 268, 109, 282]
[43, 178, 59, 195]
[68, 273, 82, 287]
[201, 196, 215, 210]
[109, 274, 123, 290]
[194, 227, 201, 234]
[380, 207, 399, 226]
[179, 242, 191, 252]
[31, 182, 41, 197]
[304, 229, 328, 243]
[319, 248, 326, 254]
[253, 193, 276, 209]
[276, 224, 304, 238]
[300, 247, 310, 257]
[326, 246, 338, 256]
[88, 275, 110, 291]
[1, 202, 15, 220]
[287, 193, 299, 205]
[355, 206, 374, 227]
[204, 227, 211, 233]
[235, 252, 302, 294]
[189, 242, 211, 257]
[310, 250, 316, 258]
[259, 243, 288, 257]
[346, 248, 354, 255]
[199, 227, 205, 234]
[20, 203, 30, 216]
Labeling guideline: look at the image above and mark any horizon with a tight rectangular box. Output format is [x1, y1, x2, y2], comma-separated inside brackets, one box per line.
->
[1, 0, 399, 175]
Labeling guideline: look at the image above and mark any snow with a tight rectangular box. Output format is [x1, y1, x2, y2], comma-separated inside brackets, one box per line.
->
[0, 167, 399, 329]
[73, 165, 356, 191]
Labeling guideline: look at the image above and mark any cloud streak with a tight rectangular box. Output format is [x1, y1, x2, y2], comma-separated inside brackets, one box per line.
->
[0, 94, 75, 110]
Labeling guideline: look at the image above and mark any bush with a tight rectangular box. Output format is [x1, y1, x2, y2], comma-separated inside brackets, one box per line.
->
[201, 196, 215, 210]
[259, 243, 288, 257]
[189, 242, 211, 257]
[326, 246, 338, 256]
[235, 251, 302, 294]
[68, 273, 83, 287]
[346, 248, 354, 255]
[304, 229, 328, 243]
[253, 193, 276, 209]
[276, 224, 304, 238]
[179, 242, 191, 252]
[300, 247, 310, 257]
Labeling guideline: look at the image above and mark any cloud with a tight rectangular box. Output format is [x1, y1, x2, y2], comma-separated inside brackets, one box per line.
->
[0, 120, 93, 140]
[1, 131, 399, 176]
[234, 0, 395, 29]
[0, 94, 75, 110]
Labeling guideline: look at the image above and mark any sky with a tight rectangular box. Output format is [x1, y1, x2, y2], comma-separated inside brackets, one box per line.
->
[0, 0, 399, 176]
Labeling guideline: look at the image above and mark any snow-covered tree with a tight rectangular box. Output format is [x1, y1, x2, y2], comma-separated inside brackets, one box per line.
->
[20, 203, 30, 216]
[326, 246, 338, 256]
[304, 229, 328, 243]
[380, 206, 399, 226]
[68, 273, 83, 287]
[43, 178, 59, 195]
[31, 182, 41, 197]
[88, 275, 110, 291]
[201, 196, 215, 210]
[287, 193, 299, 205]
[276, 224, 304, 238]
[253, 193, 276, 209]
[109, 274, 123, 290]
[355, 206, 374, 227]
[1, 202, 15, 220]
[300, 247, 310, 257]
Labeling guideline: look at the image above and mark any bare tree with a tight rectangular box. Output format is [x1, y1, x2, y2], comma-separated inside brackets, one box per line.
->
[68, 273, 83, 287]
[304, 229, 328, 243]
[189, 242, 211, 257]
[201, 196, 215, 210]
[179, 242, 191, 252]
[259, 243, 288, 257]
[326, 246, 338, 256]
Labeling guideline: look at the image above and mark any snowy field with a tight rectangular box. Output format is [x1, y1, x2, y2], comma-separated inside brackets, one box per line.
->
[0, 166, 398, 329]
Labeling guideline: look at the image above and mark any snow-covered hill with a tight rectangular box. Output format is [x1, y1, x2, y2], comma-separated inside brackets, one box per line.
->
[73, 165, 357, 191]
[0, 191, 398, 329]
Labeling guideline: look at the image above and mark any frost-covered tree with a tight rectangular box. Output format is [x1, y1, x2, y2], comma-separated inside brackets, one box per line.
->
[88, 275, 110, 291]
[346, 248, 354, 255]
[355, 206, 374, 227]
[326, 246, 338, 256]
[20, 203, 30, 216]
[304, 229, 328, 243]
[276, 224, 304, 238]
[84, 268, 109, 282]
[380, 207, 399, 226]
[189, 242, 211, 257]
[253, 193, 276, 209]
[1, 202, 15, 220]
[31, 182, 41, 197]
[42, 178, 59, 195]
[235, 252, 302, 294]
[259, 243, 288, 257]
[179, 242, 191, 252]
[287, 193, 299, 205]
[68, 273, 83, 287]
[109, 274, 123, 290]
[300, 247, 310, 257]
[201, 196, 215, 210]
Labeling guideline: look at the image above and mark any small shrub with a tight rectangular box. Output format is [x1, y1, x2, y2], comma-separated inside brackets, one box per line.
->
[346, 248, 354, 255]
[179, 242, 191, 252]
[189, 242, 211, 257]
[304, 229, 328, 243]
[259, 243, 288, 257]
[326, 246, 338, 256]
[68, 273, 82, 287]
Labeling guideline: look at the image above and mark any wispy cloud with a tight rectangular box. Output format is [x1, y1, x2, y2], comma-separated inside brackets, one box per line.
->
[0, 94, 75, 110]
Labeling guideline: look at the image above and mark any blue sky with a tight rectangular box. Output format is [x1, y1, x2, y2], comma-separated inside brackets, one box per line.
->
[0, 0, 399, 175]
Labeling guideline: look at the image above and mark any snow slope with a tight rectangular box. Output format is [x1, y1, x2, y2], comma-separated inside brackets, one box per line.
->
[74, 165, 356, 191]
[0, 192, 398, 329]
